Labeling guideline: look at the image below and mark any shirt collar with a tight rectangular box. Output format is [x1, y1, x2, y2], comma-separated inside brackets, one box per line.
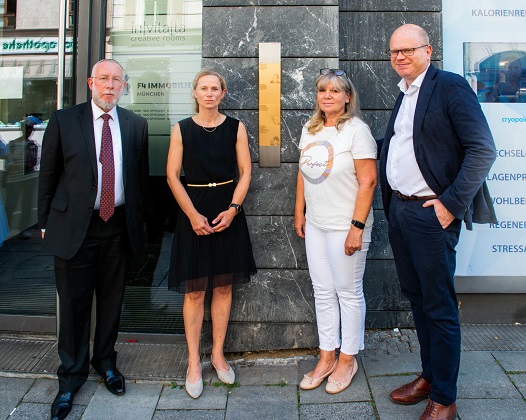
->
[91, 99, 118, 121]
[398, 64, 430, 95]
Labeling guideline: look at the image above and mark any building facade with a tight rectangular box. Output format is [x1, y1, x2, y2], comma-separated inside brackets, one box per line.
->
[0, 0, 524, 352]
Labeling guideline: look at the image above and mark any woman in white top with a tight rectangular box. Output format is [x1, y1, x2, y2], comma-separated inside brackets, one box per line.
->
[295, 68, 377, 394]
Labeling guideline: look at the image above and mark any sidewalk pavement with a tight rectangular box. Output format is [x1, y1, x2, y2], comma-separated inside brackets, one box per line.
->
[1, 330, 525, 420]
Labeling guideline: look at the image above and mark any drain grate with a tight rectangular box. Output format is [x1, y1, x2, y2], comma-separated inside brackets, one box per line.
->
[461, 324, 526, 351]
[1, 324, 524, 380]
[0, 337, 188, 381]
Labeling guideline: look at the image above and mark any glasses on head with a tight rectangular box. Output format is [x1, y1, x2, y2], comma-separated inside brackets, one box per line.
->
[320, 68, 347, 76]
[92, 76, 124, 85]
[385, 45, 429, 58]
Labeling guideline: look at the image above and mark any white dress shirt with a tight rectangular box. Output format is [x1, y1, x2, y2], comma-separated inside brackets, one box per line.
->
[386, 65, 435, 197]
[91, 100, 125, 209]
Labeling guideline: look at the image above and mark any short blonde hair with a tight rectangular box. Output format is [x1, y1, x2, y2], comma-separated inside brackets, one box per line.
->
[192, 69, 227, 113]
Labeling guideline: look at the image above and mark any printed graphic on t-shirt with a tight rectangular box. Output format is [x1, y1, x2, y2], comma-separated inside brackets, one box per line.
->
[299, 140, 334, 184]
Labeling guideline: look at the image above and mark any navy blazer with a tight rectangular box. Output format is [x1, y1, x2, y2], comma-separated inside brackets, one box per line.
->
[38, 102, 149, 259]
[380, 64, 497, 230]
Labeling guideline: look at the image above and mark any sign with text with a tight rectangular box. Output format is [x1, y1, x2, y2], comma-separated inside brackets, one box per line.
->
[443, 0, 526, 281]
[106, 0, 202, 176]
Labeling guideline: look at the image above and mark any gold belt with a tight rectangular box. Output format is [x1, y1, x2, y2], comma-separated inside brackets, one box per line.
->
[187, 179, 233, 188]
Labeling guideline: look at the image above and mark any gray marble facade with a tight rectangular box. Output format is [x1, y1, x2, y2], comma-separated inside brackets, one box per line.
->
[201, 1, 442, 351]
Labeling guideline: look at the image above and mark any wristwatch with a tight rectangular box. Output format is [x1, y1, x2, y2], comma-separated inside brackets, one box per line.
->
[229, 203, 242, 214]
[351, 219, 365, 230]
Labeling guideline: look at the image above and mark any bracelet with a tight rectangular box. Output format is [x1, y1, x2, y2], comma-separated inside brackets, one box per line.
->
[351, 219, 365, 230]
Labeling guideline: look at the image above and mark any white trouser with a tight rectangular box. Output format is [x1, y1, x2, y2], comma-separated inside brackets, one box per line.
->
[305, 222, 371, 355]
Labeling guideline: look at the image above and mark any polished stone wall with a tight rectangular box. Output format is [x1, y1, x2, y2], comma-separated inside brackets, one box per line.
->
[201, 0, 442, 352]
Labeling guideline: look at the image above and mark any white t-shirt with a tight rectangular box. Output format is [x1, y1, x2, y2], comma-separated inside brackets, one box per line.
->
[299, 118, 377, 231]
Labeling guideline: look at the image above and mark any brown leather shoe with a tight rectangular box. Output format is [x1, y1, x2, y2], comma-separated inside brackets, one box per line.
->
[419, 400, 457, 420]
[389, 375, 431, 405]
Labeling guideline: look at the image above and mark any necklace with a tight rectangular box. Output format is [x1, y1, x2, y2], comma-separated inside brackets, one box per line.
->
[201, 125, 217, 133]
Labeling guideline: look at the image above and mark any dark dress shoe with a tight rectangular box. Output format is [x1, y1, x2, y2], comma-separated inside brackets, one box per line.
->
[101, 368, 126, 395]
[51, 391, 74, 420]
[390, 375, 431, 405]
[420, 400, 457, 420]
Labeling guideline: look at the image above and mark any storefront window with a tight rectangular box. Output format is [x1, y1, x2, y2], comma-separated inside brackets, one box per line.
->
[0, 0, 75, 317]
[105, 0, 202, 334]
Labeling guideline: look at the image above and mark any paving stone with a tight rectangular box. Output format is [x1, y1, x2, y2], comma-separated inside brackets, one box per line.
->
[156, 384, 227, 410]
[298, 358, 370, 403]
[22, 378, 98, 405]
[0, 377, 34, 419]
[9, 402, 85, 420]
[81, 382, 162, 420]
[226, 385, 298, 420]
[234, 364, 298, 386]
[509, 373, 526, 398]
[492, 351, 526, 372]
[368, 375, 428, 420]
[456, 398, 526, 420]
[153, 409, 225, 419]
[458, 352, 522, 399]
[362, 353, 421, 377]
[300, 401, 376, 419]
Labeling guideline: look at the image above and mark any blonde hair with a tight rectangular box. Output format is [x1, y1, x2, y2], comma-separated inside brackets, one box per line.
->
[307, 72, 361, 135]
[192, 69, 227, 113]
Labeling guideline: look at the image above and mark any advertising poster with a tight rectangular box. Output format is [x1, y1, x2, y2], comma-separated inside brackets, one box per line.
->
[106, 0, 202, 175]
[443, 1, 526, 286]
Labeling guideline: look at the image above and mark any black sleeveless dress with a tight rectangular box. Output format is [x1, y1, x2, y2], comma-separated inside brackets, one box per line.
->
[168, 116, 257, 293]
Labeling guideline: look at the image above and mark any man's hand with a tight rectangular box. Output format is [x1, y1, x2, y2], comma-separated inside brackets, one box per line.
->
[423, 199, 455, 229]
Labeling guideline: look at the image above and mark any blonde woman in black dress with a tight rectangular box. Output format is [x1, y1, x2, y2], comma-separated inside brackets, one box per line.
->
[167, 69, 256, 399]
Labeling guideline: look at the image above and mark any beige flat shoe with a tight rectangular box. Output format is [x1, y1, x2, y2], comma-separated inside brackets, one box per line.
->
[211, 355, 235, 384]
[300, 359, 338, 390]
[185, 366, 203, 399]
[326, 359, 358, 394]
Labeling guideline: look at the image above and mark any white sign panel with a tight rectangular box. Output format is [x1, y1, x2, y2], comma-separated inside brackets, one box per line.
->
[443, 0, 526, 277]
[0, 67, 23, 99]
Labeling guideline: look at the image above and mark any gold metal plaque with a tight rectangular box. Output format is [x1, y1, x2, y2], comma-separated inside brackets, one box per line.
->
[259, 43, 281, 167]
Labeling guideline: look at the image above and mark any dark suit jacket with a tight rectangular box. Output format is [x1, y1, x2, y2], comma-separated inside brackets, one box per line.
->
[380, 64, 497, 230]
[38, 102, 149, 260]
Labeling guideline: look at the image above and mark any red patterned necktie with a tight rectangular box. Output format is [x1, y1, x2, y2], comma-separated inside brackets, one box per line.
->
[99, 113, 114, 222]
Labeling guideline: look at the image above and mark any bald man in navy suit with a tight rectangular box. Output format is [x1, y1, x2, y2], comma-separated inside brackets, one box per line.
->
[379, 25, 496, 420]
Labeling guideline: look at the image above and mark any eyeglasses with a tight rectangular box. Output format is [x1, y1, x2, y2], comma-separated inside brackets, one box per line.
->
[92, 76, 124, 85]
[385, 45, 429, 57]
[320, 68, 347, 76]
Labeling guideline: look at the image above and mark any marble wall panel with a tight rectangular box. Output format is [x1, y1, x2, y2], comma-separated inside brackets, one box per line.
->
[339, 12, 442, 61]
[369, 209, 393, 259]
[363, 260, 410, 311]
[244, 164, 298, 216]
[229, 269, 316, 323]
[227, 109, 311, 163]
[202, 321, 319, 352]
[341, 60, 400, 110]
[361, 110, 391, 140]
[365, 310, 414, 329]
[205, 0, 337, 6]
[246, 215, 308, 269]
[204, 58, 338, 110]
[203, 6, 338, 58]
[340, 0, 441, 12]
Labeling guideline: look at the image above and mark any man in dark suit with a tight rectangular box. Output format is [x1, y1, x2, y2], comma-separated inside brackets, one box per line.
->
[38, 59, 149, 420]
[380, 25, 496, 420]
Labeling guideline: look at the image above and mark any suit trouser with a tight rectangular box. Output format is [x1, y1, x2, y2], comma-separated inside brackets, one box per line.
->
[54, 206, 130, 393]
[388, 194, 462, 406]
